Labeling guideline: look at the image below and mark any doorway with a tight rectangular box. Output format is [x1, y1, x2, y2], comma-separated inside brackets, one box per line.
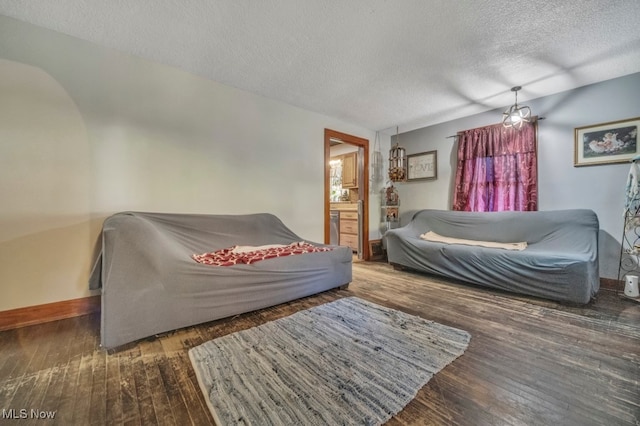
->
[324, 129, 369, 260]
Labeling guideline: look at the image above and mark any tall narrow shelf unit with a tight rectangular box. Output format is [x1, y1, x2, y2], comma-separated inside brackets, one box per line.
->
[618, 156, 640, 295]
[380, 184, 400, 235]
[380, 204, 400, 234]
[618, 202, 640, 287]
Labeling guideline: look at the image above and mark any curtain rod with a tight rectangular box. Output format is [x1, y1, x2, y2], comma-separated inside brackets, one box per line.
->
[445, 116, 545, 139]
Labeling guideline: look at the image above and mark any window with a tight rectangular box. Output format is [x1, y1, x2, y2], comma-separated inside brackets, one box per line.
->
[453, 121, 537, 211]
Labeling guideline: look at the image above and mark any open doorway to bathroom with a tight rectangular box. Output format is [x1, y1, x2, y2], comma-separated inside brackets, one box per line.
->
[324, 129, 369, 260]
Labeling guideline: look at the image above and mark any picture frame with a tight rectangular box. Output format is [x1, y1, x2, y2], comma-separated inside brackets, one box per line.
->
[368, 239, 385, 261]
[574, 117, 640, 167]
[407, 150, 437, 181]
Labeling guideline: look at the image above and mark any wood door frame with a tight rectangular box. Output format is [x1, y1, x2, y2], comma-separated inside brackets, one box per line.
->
[324, 128, 369, 260]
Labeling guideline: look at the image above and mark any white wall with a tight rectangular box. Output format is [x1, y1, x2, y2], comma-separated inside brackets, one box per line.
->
[0, 16, 386, 311]
[393, 72, 640, 278]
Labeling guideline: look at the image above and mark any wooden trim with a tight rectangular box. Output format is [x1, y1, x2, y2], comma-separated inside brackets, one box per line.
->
[0, 296, 101, 332]
[600, 277, 622, 292]
[324, 128, 370, 260]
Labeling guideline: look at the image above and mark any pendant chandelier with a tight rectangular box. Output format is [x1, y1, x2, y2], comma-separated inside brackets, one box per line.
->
[388, 126, 406, 182]
[502, 86, 532, 129]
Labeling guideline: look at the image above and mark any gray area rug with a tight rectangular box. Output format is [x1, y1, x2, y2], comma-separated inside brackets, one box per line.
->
[189, 297, 471, 425]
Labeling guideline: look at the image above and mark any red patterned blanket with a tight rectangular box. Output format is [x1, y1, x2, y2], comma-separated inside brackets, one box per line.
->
[193, 241, 333, 266]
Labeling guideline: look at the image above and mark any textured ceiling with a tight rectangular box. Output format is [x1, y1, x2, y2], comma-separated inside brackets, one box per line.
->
[1, 0, 639, 132]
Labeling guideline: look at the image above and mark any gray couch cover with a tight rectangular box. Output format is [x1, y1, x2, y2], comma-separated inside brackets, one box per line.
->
[385, 209, 599, 304]
[89, 212, 352, 349]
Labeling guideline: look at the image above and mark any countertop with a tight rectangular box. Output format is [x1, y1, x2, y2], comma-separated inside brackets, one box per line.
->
[330, 202, 358, 211]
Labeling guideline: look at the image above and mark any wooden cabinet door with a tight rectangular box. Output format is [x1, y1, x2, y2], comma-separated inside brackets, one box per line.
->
[341, 152, 358, 188]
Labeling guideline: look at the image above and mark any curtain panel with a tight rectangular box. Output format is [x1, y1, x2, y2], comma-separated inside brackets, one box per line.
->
[453, 121, 538, 212]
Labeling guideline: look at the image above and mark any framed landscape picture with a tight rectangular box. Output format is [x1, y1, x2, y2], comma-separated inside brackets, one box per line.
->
[407, 150, 437, 180]
[574, 117, 640, 166]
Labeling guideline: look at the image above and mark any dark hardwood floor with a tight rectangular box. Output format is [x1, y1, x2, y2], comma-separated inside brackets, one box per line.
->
[1, 262, 638, 425]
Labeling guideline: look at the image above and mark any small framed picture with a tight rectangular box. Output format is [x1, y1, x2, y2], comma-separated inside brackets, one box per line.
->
[368, 239, 385, 261]
[407, 150, 437, 180]
[574, 117, 639, 167]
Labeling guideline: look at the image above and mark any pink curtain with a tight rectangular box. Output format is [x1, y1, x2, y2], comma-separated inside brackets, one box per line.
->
[453, 121, 537, 211]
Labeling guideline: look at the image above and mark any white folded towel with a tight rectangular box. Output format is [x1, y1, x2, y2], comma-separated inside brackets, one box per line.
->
[420, 231, 527, 251]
